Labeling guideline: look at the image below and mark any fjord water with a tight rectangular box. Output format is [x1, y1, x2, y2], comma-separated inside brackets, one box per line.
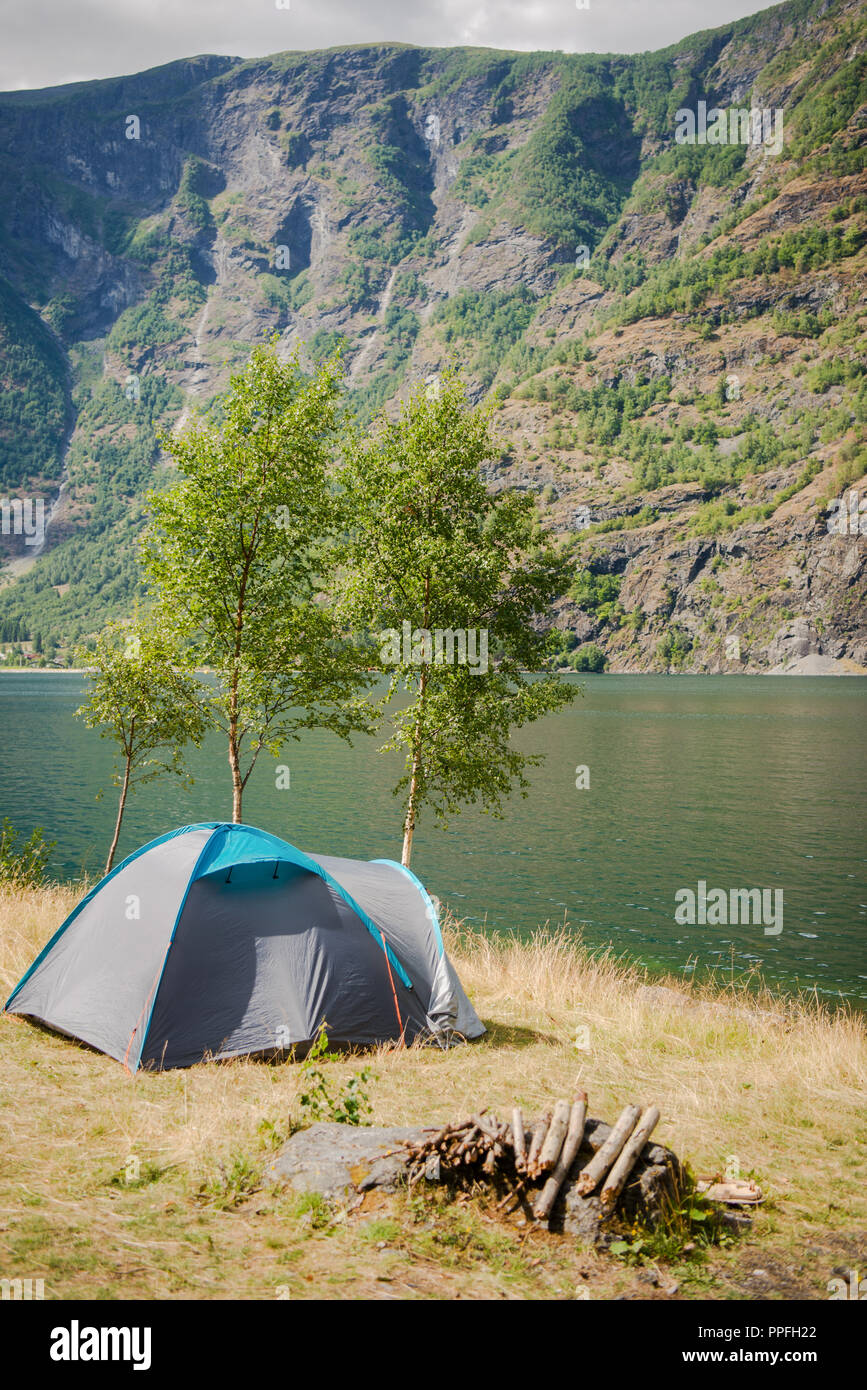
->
[2, 673, 865, 1006]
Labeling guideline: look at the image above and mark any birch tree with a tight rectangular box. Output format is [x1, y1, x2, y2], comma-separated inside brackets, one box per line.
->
[141, 341, 374, 822]
[339, 370, 577, 867]
[75, 621, 206, 873]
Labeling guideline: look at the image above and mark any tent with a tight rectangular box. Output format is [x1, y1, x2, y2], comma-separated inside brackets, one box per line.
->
[5, 822, 485, 1070]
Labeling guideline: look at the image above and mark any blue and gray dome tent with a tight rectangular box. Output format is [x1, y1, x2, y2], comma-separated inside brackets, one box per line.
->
[5, 823, 485, 1071]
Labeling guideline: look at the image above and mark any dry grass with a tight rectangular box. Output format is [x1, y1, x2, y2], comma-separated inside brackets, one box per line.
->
[1, 884, 865, 1301]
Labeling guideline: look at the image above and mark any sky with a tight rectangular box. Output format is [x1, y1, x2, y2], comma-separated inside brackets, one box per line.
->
[0, 0, 782, 91]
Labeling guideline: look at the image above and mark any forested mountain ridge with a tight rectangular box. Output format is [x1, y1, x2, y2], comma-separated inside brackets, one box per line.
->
[0, 0, 864, 671]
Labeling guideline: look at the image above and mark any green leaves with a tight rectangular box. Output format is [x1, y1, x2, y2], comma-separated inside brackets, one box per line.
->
[0, 819, 55, 889]
[141, 340, 375, 819]
[75, 619, 207, 869]
[75, 620, 205, 789]
[297, 1024, 374, 1127]
[88, 349, 579, 856]
[338, 369, 578, 859]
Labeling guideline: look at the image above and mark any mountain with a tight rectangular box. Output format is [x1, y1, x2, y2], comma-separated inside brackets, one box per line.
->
[0, 0, 865, 671]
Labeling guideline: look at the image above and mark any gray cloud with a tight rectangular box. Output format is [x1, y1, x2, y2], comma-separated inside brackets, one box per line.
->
[0, 0, 779, 91]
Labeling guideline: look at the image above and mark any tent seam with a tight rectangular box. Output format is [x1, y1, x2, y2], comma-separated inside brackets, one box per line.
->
[132, 824, 226, 1072]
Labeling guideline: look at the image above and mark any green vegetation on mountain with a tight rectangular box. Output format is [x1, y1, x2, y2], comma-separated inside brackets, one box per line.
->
[175, 156, 217, 236]
[0, 278, 68, 490]
[107, 234, 206, 357]
[0, 375, 181, 649]
[605, 223, 864, 328]
[432, 288, 537, 389]
[0, 0, 864, 672]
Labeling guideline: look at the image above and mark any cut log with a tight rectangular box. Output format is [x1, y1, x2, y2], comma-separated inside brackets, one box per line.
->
[473, 1113, 502, 1143]
[456, 1125, 480, 1156]
[536, 1099, 571, 1176]
[445, 1121, 473, 1139]
[424, 1153, 442, 1182]
[573, 1104, 641, 1196]
[600, 1106, 660, 1209]
[526, 1113, 551, 1177]
[512, 1109, 526, 1171]
[533, 1092, 588, 1222]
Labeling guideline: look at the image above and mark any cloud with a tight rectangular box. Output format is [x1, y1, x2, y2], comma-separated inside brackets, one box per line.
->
[0, 0, 777, 91]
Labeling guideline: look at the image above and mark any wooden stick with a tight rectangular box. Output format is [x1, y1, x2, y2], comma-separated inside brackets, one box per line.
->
[422, 1120, 472, 1140]
[512, 1109, 526, 1171]
[533, 1092, 588, 1222]
[526, 1113, 550, 1177]
[472, 1113, 501, 1143]
[536, 1099, 571, 1176]
[496, 1178, 527, 1212]
[456, 1125, 480, 1156]
[600, 1105, 660, 1209]
[424, 1153, 442, 1182]
[573, 1104, 642, 1196]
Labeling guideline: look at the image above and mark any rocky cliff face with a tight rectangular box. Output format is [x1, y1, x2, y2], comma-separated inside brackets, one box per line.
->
[0, 0, 864, 670]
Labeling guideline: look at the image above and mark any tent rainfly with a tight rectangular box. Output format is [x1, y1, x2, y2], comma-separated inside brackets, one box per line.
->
[5, 822, 485, 1070]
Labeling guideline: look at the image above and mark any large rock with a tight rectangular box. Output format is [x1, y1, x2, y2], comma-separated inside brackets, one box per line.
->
[266, 1123, 425, 1198]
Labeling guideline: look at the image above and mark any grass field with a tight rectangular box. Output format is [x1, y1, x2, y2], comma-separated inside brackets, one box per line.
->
[1, 882, 865, 1301]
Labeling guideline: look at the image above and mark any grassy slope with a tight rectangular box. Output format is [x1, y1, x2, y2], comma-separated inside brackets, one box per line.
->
[1, 883, 864, 1300]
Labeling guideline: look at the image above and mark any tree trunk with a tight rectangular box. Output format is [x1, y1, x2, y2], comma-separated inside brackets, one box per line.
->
[229, 731, 243, 823]
[105, 741, 133, 875]
[401, 747, 421, 867]
[401, 665, 427, 868]
[229, 531, 253, 824]
[228, 661, 243, 823]
[401, 572, 433, 869]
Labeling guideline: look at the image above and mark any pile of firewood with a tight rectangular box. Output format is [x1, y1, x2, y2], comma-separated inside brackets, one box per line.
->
[400, 1092, 660, 1225]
